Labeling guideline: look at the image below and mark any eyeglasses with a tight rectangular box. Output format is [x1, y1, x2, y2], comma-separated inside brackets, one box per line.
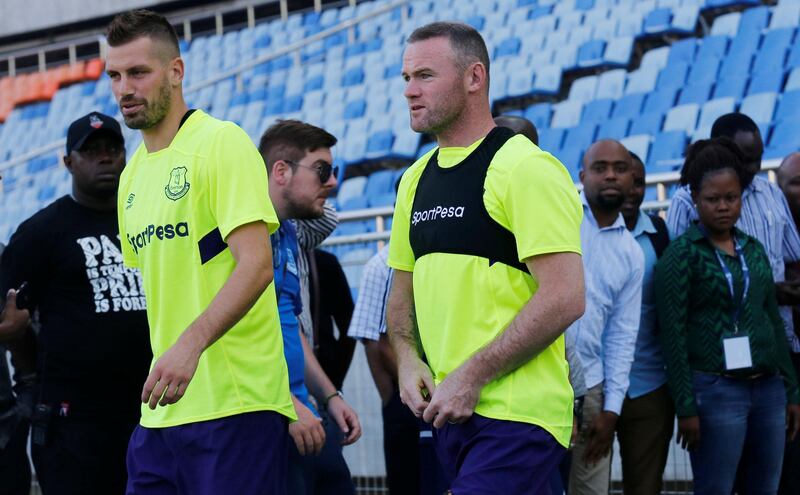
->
[285, 160, 338, 184]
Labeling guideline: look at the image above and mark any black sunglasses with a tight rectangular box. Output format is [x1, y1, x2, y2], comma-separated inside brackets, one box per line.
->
[285, 160, 338, 184]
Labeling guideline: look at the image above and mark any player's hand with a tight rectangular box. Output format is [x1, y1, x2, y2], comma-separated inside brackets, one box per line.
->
[0, 289, 31, 341]
[583, 411, 618, 465]
[677, 416, 701, 451]
[326, 395, 362, 445]
[423, 366, 480, 428]
[397, 355, 436, 418]
[141, 335, 202, 409]
[787, 405, 800, 441]
[289, 400, 326, 456]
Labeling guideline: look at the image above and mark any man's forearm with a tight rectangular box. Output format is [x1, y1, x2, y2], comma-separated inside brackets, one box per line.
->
[386, 280, 421, 364]
[179, 254, 273, 353]
[301, 329, 338, 400]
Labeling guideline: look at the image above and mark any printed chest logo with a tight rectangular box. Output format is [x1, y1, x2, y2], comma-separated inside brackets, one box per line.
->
[125, 193, 135, 210]
[165, 166, 190, 200]
[411, 205, 466, 226]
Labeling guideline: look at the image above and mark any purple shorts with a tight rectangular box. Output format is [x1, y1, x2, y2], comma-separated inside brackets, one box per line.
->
[433, 414, 566, 495]
[126, 411, 288, 495]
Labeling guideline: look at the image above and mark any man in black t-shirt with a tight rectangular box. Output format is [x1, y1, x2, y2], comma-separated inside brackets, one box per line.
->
[0, 113, 151, 495]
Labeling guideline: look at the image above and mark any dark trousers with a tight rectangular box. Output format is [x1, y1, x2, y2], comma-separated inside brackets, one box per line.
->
[288, 408, 355, 495]
[0, 419, 31, 495]
[33, 415, 135, 495]
[780, 352, 800, 494]
[617, 385, 675, 495]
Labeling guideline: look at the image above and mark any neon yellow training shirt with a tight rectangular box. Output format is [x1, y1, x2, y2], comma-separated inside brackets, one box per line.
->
[388, 133, 583, 447]
[118, 110, 295, 428]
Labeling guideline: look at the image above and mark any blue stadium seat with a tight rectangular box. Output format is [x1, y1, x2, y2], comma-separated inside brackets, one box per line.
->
[762, 28, 795, 53]
[391, 129, 420, 158]
[697, 97, 737, 130]
[664, 104, 700, 134]
[344, 100, 366, 120]
[340, 196, 370, 211]
[768, 118, 800, 154]
[569, 76, 598, 103]
[629, 113, 664, 136]
[711, 12, 741, 37]
[787, 43, 800, 69]
[342, 67, 365, 87]
[738, 6, 770, 35]
[337, 176, 367, 205]
[720, 52, 753, 78]
[365, 130, 395, 158]
[553, 147, 582, 182]
[714, 76, 749, 100]
[775, 90, 800, 122]
[368, 193, 396, 208]
[752, 48, 788, 75]
[538, 128, 566, 151]
[667, 39, 697, 66]
[533, 65, 562, 94]
[672, 6, 700, 33]
[582, 99, 614, 124]
[656, 62, 689, 89]
[304, 74, 324, 92]
[596, 70, 627, 100]
[507, 67, 536, 97]
[524, 103, 552, 130]
[678, 83, 713, 105]
[770, 4, 800, 32]
[495, 37, 522, 58]
[563, 124, 598, 151]
[687, 58, 721, 86]
[575, 0, 595, 11]
[625, 69, 659, 95]
[648, 131, 687, 170]
[696, 35, 729, 61]
[739, 93, 778, 124]
[282, 95, 303, 113]
[621, 135, 651, 164]
[551, 100, 584, 128]
[596, 117, 630, 140]
[612, 93, 646, 120]
[643, 87, 680, 115]
[577, 40, 606, 67]
[644, 8, 672, 34]
[364, 169, 396, 197]
[465, 15, 485, 30]
[747, 71, 785, 96]
[729, 30, 760, 57]
[603, 37, 634, 66]
[786, 67, 800, 92]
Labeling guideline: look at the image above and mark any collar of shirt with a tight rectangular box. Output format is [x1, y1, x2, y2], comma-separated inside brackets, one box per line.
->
[631, 209, 657, 238]
[684, 223, 752, 249]
[580, 191, 628, 232]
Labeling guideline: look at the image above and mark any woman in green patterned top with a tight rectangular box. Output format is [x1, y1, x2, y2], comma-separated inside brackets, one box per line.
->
[655, 138, 800, 494]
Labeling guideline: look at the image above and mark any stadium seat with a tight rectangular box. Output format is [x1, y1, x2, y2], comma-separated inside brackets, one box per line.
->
[769, 2, 800, 30]
[748, 71, 785, 96]
[596, 117, 630, 140]
[554, 147, 582, 181]
[563, 124, 598, 151]
[551, 100, 584, 128]
[671, 6, 700, 33]
[686, 58, 720, 86]
[711, 12, 741, 37]
[752, 48, 788, 76]
[678, 83, 713, 105]
[524, 103, 552, 130]
[620, 134, 651, 163]
[364, 169, 396, 197]
[603, 37, 634, 66]
[625, 69, 659, 95]
[495, 37, 522, 58]
[343, 100, 366, 120]
[739, 93, 778, 124]
[582, 99, 614, 124]
[629, 112, 664, 136]
[644, 8, 672, 33]
[648, 131, 687, 170]
[643, 87, 679, 115]
[787, 67, 800, 92]
[656, 62, 689, 89]
[507, 67, 536, 97]
[775, 90, 800, 122]
[640, 46, 671, 71]
[569, 76, 598, 103]
[391, 128, 420, 158]
[737, 6, 770, 35]
[667, 38, 697, 66]
[365, 130, 395, 159]
[729, 29, 760, 57]
[762, 28, 795, 53]
[595, 70, 626, 100]
[577, 40, 606, 67]
[768, 118, 800, 153]
[337, 176, 368, 205]
[538, 128, 566, 151]
[697, 97, 736, 129]
[368, 193, 396, 208]
[663, 104, 700, 134]
[612, 93, 646, 119]
[714, 76, 749, 100]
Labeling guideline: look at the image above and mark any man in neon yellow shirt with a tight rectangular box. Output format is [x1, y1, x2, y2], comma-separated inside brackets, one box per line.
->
[106, 10, 294, 494]
[387, 22, 586, 494]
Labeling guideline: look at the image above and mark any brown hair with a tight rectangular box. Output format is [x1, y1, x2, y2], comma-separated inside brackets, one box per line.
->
[258, 120, 337, 174]
[106, 9, 180, 59]
[407, 21, 490, 89]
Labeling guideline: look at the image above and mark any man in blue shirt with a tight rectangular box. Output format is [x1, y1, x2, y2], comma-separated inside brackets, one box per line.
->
[260, 119, 362, 495]
[567, 140, 643, 495]
[617, 151, 674, 494]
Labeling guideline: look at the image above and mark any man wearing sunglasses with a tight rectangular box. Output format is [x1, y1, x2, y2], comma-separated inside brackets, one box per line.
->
[0, 112, 152, 494]
[259, 119, 361, 495]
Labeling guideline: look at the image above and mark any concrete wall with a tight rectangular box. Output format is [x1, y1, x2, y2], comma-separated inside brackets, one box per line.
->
[0, 0, 170, 38]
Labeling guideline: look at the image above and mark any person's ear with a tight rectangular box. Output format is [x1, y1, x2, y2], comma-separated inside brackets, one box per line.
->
[169, 57, 185, 86]
[63, 154, 74, 173]
[272, 160, 294, 186]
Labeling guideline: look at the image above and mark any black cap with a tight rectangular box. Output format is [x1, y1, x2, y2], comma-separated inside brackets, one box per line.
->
[66, 112, 124, 156]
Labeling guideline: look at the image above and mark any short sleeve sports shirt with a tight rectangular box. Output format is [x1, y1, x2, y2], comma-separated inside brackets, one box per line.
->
[118, 110, 295, 428]
[388, 133, 582, 446]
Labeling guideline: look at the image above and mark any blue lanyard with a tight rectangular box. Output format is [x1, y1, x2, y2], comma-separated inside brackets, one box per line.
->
[712, 236, 750, 333]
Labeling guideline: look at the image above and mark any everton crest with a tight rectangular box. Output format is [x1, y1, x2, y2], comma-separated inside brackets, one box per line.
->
[165, 166, 190, 201]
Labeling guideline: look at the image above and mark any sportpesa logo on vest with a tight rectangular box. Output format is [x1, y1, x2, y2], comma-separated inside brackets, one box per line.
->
[127, 222, 190, 254]
[411, 205, 466, 226]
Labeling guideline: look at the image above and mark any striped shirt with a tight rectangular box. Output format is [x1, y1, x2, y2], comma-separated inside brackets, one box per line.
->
[566, 193, 644, 414]
[666, 177, 800, 351]
[347, 246, 392, 341]
[294, 202, 339, 344]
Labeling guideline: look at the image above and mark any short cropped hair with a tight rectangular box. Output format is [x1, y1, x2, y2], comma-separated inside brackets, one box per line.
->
[407, 21, 490, 89]
[710, 113, 759, 140]
[682, 137, 748, 193]
[258, 120, 337, 174]
[106, 10, 180, 59]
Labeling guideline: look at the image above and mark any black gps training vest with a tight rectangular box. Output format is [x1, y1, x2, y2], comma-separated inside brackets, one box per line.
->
[408, 126, 527, 273]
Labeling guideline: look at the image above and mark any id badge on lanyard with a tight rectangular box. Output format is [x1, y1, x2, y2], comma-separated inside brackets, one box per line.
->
[714, 236, 753, 370]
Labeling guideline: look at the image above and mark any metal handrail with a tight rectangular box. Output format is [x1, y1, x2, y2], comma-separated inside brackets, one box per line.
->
[0, 0, 410, 174]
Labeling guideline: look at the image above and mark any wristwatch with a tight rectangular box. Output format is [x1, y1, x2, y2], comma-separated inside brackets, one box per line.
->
[323, 390, 343, 408]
